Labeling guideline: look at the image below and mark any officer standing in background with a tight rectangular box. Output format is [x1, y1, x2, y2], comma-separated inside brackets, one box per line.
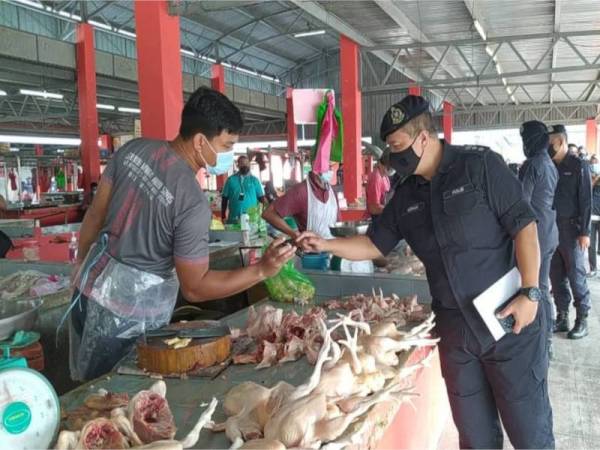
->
[518, 121, 559, 358]
[299, 96, 553, 449]
[589, 155, 600, 277]
[549, 124, 592, 339]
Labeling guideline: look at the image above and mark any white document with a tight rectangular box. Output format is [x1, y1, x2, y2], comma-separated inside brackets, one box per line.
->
[472, 267, 522, 341]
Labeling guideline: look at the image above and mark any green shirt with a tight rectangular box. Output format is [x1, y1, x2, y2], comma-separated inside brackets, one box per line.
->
[222, 173, 265, 223]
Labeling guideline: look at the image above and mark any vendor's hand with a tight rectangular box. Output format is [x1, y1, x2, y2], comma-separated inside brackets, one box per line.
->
[258, 237, 296, 278]
[497, 295, 539, 334]
[578, 235, 590, 251]
[296, 232, 328, 253]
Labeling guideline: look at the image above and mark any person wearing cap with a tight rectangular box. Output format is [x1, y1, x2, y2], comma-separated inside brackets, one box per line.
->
[518, 121, 559, 358]
[548, 124, 592, 339]
[298, 95, 552, 449]
[366, 149, 393, 217]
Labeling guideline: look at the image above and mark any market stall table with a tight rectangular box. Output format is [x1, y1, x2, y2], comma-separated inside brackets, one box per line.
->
[59, 297, 449, 449]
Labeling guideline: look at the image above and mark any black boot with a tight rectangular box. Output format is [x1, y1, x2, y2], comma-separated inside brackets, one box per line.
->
[553, 311, 569, 333]
[567, 314, 589, 339]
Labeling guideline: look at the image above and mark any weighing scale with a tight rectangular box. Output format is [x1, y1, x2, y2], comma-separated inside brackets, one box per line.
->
[0, 336, 60, 449]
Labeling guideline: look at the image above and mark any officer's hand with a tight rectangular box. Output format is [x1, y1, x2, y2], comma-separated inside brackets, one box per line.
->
[497, 295, 538, 334]
[296, 232, 327, 253]
[258, 237, 296, 278]
[578, 235, 590, 251]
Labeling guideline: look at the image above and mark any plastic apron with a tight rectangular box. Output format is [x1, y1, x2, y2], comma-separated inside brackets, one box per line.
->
[66, 234, 179, 380]
[306, 179, 338, 239]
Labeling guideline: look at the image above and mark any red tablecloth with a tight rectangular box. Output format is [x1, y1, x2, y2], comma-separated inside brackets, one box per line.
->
[6, 232, 77, 263]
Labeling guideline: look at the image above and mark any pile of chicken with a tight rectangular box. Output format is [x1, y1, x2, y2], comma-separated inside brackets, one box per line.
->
[56, 380, 217, 450]
[213, 312, 439, 449]
[232, 305, 328, 368]
[376, 247, 426, 277]
[232, 291, 428, 370]
[324, 290, 429, 325]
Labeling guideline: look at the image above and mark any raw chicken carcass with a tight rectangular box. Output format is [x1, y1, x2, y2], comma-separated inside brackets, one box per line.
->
[128, 382, 176, 443]
[239, 439, 286, 450]
[76, 417, 128, 449]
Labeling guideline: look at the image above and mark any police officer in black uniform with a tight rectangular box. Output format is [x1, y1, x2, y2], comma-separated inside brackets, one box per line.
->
[298, 96, 553, 449]
[548, 124, 592, 339]
[518, 121, 559, 357]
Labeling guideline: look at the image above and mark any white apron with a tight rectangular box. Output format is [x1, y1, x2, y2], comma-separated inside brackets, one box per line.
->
[306, 179, 338, 239]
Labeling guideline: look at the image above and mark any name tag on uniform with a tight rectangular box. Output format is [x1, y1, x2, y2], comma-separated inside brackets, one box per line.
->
[402, 202, 424, 215]
[443, 183, 474, 199]
[563, 172, 573, 176]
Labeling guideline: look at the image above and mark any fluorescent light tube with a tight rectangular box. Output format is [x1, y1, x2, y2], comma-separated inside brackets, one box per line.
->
[13, 0, 43, 9]
[56, 149, 65, 153]
[89, 20, 112, 31]
[294, 29, 326, 38]
[474, 20, 487, 41]
[117, 29, 136, 38]
[485, 46, 494, 57]
[495, 63, 502, 75]
[0, 90, 6, 96]
[180, 49, 195, 57]
[118, 107, 141, 114]
[20, 89, 63, 100]
[96, 104, 115, 111]
[237, 67, 258, 76]
[10, 147, 19, 152]
[502, 77, 508, 86]
[0, 135, 81, 145]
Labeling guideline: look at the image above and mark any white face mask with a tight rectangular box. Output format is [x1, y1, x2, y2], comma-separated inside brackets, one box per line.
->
[320, 171, 333, 183]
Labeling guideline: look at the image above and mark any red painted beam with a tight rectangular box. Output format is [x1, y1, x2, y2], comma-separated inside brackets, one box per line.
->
[76, 23, 100, 195]
[408, 84, 422, 96]
[286, 87, 298, 181]
[135, 0, 183, 140]
[211, 63, 228, 189]
[586, 118, 598, 155]
[443, 101, 454, 144]
[340, 35, 363, 204]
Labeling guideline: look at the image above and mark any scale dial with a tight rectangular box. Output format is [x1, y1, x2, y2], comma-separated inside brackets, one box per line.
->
[0, 367, 60, 450]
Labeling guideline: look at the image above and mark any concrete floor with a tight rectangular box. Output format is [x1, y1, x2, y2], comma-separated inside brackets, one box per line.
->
[438, 277, 600, 449]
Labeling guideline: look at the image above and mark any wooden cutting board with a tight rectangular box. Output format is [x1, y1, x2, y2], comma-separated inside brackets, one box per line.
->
[137, 335, 231, 375]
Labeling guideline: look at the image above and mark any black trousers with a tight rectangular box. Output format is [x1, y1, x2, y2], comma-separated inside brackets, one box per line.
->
[434, 303, 554, 449]
[540, 246, 557, 334]
[550, 223, 591, 315]
[589, 221, 600, 271]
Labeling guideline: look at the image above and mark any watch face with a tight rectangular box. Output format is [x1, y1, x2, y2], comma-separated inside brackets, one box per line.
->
[527, 287, 543, 302]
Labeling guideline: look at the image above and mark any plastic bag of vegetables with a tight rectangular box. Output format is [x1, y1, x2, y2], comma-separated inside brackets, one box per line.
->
[264, 259, 316, 303]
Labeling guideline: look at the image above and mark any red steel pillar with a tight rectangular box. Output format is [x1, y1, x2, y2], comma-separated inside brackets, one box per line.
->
[408, 84, 422, 96]
[76, 23, 100, 194]
[586, 118, 598, 155]
[211, 63, 228, 189]
[443, 101, 454, 144]
[286, 87, 298, 181]
[135, 0, 183, 140]
[340, 35, 363, 204]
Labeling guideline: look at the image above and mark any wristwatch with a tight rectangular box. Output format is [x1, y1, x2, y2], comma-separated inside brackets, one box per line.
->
[519, 287, 543, 302]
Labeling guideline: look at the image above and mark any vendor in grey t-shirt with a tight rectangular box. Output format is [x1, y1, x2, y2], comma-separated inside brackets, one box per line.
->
[69, 88, 296, 381]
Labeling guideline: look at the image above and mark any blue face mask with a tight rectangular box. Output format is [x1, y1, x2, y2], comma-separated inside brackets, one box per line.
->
[320, 171, 333, 183]
[201, 138, 234, 176]
[592, 163, 600, 175]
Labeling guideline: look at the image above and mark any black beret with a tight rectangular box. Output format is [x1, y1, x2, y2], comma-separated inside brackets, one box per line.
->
[380, 95, 430, 141]
[547, 124, 567, 136]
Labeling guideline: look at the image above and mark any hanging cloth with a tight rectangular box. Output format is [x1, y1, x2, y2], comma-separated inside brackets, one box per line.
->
[312, 91, 343, 171]
[306, 179, 338, 239]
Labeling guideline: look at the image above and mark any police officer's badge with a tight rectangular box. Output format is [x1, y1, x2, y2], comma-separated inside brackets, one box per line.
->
[390, 106, 405, 125]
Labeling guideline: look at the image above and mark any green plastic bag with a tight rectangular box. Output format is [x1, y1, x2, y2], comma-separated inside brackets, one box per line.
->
[264, 259, 316, 303]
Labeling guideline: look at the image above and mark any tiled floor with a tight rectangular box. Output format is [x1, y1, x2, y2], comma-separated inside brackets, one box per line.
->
[438, 277, 600, 449]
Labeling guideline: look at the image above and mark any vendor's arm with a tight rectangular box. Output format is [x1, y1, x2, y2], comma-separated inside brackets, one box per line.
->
[262, 187, 303, 238]
[366, 174, 385, 216]
[176, 238, 295, 302]
[77, 178, 111, 263]
[484, 151, 540, 334]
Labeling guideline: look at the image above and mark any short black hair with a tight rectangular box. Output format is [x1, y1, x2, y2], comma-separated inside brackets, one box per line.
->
[179, 87, 243, 140]
[568, 143, 578, 149]
[237, 155, 249, 163]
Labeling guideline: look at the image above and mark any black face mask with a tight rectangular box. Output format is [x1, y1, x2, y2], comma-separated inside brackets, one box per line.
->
[389, 136, 422, 177]
[239, 166, 250, 175]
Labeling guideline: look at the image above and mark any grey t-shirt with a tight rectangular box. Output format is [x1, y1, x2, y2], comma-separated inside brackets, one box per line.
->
[99, 138, 210, 277]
